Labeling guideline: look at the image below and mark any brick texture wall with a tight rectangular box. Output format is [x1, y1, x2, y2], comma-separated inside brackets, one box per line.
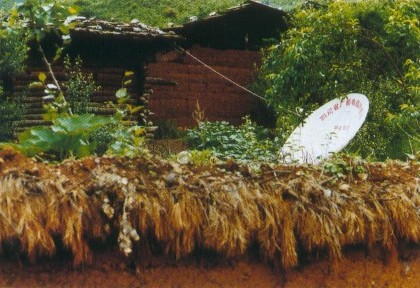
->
[146, 45, 261, 127]
[13, 66, 141, 132]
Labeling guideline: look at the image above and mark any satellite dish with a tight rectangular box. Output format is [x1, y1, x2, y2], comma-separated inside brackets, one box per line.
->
[280, 93, 369, 164]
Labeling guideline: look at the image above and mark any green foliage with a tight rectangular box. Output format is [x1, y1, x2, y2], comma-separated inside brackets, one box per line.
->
[40, 53, 100, 121]
[186, 117, 279, 163]
[385, 58, 419, 153]
[11, 0, 78, 117]
[0, 7, 29, 142]
[64, 56, 100, 114]
[37, 72, 70, 120]
[0, 89, 26, 141]
[0, 0, 16, 11]
[106, 71, 149, 157]
[105, 123, 147, 158]
[3, 109, 149, 160]
[257, 0, 420, 160]
[65, 0, 304, 26]
[88, 125, 114, 156]
[188, 149, 216, 167]
[14, 0, 76, 42]
[0, 19, 29, 78]
[7, 114, 114, 160]
[321, 153, 367, 181]
[1, 65, 150, 160]
[154, 120, 184, 139]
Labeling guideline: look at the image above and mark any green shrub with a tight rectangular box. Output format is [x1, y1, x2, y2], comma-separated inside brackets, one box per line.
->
[64, 56, 100, 114]
[0, 89, 26, 141]
[88, 125, 115, 156]
[186, 117, 279, 163]
[154, 120, 184, 139]
[0, 15, 29, 142]
[5, 114, 114, 160]
[0, 22, 29, 78]
[188, 149, 215, 166]
[256, 0, 419, 160]
[2, 111, 149, 161]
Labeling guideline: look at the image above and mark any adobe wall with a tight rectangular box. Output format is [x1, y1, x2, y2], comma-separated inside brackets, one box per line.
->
[146, 45, 262, 127]
[13, 65, 142, 132]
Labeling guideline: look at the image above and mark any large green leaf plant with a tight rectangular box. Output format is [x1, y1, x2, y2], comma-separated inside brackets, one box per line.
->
[11, 114, 114, 160]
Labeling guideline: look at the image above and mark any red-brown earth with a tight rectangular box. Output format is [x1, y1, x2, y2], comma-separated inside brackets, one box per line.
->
[0, 247, 420, 288]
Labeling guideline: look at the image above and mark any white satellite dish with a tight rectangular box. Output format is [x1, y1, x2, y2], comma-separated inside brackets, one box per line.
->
[280, 93, 369, 164]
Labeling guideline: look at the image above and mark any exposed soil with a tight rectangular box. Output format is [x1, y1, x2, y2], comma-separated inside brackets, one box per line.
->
[0, 246, 419, 288]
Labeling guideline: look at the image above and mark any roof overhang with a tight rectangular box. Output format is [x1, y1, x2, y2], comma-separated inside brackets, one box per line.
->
[164, 0, 289, 50]
[69, 17, 182, 43]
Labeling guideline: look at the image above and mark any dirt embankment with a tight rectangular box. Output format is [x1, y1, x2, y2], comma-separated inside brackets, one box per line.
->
[0, 148, 419, 287]
[0, 248, 420, 288]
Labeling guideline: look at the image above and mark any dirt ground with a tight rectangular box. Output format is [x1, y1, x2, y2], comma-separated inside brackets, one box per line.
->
[0, 246, 419, 288]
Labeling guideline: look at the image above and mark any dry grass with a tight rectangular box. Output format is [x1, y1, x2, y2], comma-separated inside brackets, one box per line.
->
[0, 148, 419, 269]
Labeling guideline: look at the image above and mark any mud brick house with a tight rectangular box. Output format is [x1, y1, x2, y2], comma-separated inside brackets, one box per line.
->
[148, 0, 288, 126]
[12, 18, 181, 131]
[11, 0, 288, 131]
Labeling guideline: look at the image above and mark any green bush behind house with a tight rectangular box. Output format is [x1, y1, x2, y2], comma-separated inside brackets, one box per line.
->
[256, 0, 419, 160]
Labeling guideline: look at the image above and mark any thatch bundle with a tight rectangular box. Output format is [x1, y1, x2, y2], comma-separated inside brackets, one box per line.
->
[0, 148, 418, 269]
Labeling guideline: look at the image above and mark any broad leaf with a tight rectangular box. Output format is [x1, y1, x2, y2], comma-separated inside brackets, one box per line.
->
[116, 88, 128, 99]
[53, 114, 114, 135]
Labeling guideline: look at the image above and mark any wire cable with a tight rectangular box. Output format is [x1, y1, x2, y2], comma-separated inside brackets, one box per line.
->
[175, 45, 300, 116]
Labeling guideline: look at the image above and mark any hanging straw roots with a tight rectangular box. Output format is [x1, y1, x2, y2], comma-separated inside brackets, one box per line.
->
[0, 148, 419, 269]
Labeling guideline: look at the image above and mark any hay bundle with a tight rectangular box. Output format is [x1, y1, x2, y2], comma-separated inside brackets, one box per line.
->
[0, 148, 419, 269]
[0, 149, 108, 266]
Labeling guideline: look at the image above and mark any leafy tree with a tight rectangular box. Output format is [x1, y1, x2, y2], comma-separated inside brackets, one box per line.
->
[0, 5, 29, 141]
[11, 0, 78, 116]
[257, 0, 419, 160]
[0, 28, 28, 78]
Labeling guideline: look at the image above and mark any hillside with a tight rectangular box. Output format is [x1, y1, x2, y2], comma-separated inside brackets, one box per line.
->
[0, 0, 304, 26]
[67, 0, 303, 26]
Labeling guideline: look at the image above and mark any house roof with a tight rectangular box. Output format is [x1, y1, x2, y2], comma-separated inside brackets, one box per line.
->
[68, 17, 182, 43]
[165, 0, 289, 50]
[175, 1, 287, 29]
[34, 17, 182, 68]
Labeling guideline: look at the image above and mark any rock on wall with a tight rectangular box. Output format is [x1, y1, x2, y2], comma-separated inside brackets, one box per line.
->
[146, 45, 261, 127]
